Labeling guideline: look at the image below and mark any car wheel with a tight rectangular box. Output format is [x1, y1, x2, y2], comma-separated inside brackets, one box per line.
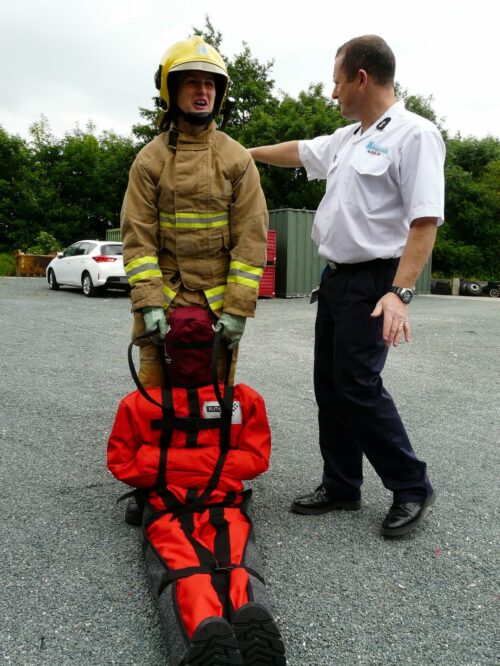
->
[489, 288, 499, 298]
[465, 281, 481, 296]
[82, 272, 99, 297]
[48, 269, 60, 290]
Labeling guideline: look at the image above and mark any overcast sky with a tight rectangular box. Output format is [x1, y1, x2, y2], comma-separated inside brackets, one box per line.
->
[1, 0, 496, 142]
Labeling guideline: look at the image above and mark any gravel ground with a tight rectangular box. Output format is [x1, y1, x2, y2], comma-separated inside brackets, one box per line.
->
[1, 277, 498, 666]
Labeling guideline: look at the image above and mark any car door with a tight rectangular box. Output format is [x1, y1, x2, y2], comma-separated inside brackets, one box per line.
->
[79, 241, 98, 284]
[55, 242, 83, 285]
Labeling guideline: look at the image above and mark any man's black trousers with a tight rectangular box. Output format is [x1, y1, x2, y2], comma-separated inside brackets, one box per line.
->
[314, 260, 432, 503]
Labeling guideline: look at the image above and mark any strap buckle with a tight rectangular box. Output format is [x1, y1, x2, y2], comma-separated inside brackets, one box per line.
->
[212, 562, 237, 574]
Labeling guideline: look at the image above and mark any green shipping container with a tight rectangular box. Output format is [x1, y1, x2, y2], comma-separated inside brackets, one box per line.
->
[268, 209, 321, 298]
[414, 258, 432, 295]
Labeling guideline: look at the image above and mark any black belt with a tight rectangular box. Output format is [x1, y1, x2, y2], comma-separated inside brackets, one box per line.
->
[326, 258, 399, 272]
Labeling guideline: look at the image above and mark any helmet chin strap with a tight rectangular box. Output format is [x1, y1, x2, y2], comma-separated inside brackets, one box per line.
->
[178, 109, 215, 126]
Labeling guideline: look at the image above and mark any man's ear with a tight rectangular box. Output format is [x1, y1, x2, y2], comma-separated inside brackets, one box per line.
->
[358, 69, 369, 89]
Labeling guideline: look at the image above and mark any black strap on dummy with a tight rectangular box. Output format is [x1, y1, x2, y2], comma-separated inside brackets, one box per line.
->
[128, 326, 235, 518]
[156, 562, 266, 598]
[127, 329, 166, 410]
[169, 330, 233, 518]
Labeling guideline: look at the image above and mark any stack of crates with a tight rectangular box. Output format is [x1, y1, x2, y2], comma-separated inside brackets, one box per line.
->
[258, 229, 277, 298]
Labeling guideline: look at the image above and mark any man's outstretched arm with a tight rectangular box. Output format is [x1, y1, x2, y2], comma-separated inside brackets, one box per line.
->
[248, 141, 302, 167]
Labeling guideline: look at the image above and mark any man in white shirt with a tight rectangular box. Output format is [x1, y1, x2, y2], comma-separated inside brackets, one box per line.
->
[249, 35, 445, 537]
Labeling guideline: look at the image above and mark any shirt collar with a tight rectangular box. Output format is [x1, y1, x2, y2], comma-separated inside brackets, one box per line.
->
[352, 99, 405, 142]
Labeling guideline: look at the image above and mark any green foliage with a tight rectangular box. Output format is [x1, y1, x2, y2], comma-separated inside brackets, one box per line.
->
[131, 106, 161, 147]
[26, 231, 62, 254]
[432, 136, 500, 279]
[0, 253, 15, 276]
[433, 238, 484, 278]
[239, 84, 348, 209]
[2, 121, 139, 252]
[446, 136, 500, 177]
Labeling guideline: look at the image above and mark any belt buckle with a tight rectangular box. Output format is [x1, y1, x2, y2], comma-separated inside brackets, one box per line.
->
[327, 260, 339, 271]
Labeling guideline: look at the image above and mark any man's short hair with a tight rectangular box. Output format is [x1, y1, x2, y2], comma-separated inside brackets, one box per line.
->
[336, 35, 395, 86]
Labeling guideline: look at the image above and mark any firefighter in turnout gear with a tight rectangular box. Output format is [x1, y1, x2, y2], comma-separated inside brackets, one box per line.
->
[121, 36, 269, 388]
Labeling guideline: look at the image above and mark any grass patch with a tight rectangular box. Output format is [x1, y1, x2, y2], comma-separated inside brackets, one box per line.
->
[0, 254, 15, 276]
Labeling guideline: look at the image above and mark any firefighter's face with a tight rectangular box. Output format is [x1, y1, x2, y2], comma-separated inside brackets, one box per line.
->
[176, 70, 216, 115]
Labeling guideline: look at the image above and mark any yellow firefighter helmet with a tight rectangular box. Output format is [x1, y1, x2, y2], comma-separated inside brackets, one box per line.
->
[155, 36, 229, 118]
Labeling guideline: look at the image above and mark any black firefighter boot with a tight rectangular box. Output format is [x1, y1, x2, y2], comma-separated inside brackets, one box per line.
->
[124, 494, 144, 526]
[182, 616, 243, 665]
[232, 602, 286, 665]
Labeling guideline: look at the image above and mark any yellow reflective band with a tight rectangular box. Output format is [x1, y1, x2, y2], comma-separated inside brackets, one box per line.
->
[124, 255, 159, 271]
[228, 261, 263, 289]
[227, 275, 260, 289]
[159, 211, 228, 229]
[229, 261, 264, 278]
[128, 269, 163, 285]
[125, 256, 162, 284]
[205, 284, 226, 312]
[162, 284, 177, 308]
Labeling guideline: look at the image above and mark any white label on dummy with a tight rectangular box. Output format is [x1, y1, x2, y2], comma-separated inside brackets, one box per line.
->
[202, 401, 242, 424]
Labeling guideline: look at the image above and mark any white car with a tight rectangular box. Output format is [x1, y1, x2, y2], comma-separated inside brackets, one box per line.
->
[46, 240, 130, 297]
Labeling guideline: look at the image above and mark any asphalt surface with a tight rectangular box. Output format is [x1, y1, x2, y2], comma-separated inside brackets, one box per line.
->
[1, 277, 498, 666]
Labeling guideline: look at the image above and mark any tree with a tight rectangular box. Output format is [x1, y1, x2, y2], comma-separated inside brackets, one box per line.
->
[132, 106, 161, 147]
[433, 136, 500, 278]
[0, 126, 43, 251]
[476, 159, 500, 277]
[240, 84, 347, 209]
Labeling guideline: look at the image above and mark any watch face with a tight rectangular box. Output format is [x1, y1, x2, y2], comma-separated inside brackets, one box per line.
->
[391, 286, 413, 303]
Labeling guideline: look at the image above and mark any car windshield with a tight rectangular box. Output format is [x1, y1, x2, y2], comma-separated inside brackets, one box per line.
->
[100, 244, 123, 256]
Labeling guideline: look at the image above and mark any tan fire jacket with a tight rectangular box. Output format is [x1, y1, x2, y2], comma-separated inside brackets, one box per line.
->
[121, 122, 268, 318]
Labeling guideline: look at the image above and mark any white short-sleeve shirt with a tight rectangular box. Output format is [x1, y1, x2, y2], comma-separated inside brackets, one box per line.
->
[298, 100, 446, 263]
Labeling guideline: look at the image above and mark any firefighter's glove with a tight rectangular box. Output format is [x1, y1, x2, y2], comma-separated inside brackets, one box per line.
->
[215, 313, 246, 350]
[142, 306, 168, 344]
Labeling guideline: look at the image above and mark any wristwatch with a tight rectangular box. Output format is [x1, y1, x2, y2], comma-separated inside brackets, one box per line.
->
[390, 286, 414, 304]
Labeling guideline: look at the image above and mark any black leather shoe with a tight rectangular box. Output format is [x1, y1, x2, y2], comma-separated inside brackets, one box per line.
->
[291, 484, 361, 515]
[381, 490, 436, 537]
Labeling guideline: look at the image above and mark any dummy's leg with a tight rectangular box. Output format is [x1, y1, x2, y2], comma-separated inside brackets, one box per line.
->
[144, 510, 242, 665]
[213, 507, 286, 665]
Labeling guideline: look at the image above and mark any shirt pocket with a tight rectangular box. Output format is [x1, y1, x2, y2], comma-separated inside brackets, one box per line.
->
[344, 152, 391, 212]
